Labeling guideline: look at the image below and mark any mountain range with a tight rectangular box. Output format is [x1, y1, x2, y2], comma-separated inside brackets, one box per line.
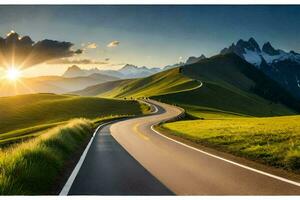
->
[220, 38, 300, 99]
[63, 64, 161, 79]
[63, 56, 206, 79]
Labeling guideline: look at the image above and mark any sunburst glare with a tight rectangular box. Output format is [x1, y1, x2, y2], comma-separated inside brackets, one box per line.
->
[6, 67, 21, 81]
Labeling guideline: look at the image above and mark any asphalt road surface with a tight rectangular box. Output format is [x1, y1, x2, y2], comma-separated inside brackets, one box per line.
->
[67, 100, 300, 195]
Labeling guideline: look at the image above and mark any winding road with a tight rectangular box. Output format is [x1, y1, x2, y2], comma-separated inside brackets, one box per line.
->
[62, 99, 300, 195]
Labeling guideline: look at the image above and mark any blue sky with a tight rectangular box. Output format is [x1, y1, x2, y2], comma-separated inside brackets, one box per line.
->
[0, 5, 299, 75]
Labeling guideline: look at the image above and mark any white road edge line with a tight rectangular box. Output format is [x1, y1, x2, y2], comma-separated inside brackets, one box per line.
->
[59, 121, 113, 196]
[150, 104, 300, 188]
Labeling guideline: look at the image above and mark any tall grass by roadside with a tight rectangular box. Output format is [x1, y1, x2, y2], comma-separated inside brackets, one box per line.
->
[0, 118, 93, 195]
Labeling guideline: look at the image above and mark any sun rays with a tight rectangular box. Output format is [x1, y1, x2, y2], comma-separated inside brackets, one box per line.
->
[6, 67, 21, 81]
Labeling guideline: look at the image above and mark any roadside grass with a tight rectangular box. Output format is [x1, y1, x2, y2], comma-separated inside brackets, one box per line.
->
[0, 122, 65, 148]
[0, 93, 148, 145]
[161, 115, 300, 172]
[0, 118, 94, 194]
[0, 115, 133, 195]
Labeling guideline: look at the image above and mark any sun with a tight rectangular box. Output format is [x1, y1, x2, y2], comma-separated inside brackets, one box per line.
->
[6, 67, 21, 81]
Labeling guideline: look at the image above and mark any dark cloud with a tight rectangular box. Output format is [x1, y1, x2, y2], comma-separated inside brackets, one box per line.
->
[0, 31, 82, 69]
[47, 58, 108, 65]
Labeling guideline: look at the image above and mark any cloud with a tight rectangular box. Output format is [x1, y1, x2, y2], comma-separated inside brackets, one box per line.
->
[86, 42, 97, 49]
[107, 40, 120, 48]
[47, 58, 108, 65]
[0, 31, 82, 69]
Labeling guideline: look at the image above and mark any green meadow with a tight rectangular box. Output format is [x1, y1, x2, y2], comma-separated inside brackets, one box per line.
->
[0, 93, 147, 146]
[75, 68, 200, 98]
[161, 114, 300, 172]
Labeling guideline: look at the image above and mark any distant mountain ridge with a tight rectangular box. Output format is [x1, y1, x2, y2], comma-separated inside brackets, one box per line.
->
[62, 56, 207, 80]
[220, 37, 300, 99]
[0, 73, 118, 97]
[118, 64, 161, 78]
[185, 54, 206, 65]
[63, 64, 161, 79]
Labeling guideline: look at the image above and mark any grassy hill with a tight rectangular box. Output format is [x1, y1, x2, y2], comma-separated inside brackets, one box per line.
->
[0, 93, 146, 145]
[0, 73, 118, 97]
[75, 54, 297, 117]
[154, 81, 295, 117]
[181, 53, 300, 112]
[74, 68, 200, 98]
[154, 54, 299, 117]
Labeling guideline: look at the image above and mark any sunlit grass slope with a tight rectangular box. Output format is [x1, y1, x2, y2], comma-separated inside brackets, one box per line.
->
[181, 53, 300, 113]
[74, 68, 200, 98]
[161, 115, 300, 172]
[154, 81, 295, 117]
[153, 54, 297, 117]
[0, 93, 145, 145]
[0, 119, 93, 194]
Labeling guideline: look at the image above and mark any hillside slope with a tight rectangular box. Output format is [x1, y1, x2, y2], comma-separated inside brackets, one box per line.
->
[74, 68, 200, 98]
[155, 54, 298, 116]
[0, 93, 143, 135]
[75, 54, 297, 117]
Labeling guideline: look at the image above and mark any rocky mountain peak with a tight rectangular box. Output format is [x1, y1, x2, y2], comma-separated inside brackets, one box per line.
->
[68, 65, 81, 70]
[262, 42, 280, 55]
[185, 54, 206, 65]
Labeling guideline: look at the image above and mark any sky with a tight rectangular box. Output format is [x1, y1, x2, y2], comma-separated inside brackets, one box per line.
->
[0, 5, 300, 76]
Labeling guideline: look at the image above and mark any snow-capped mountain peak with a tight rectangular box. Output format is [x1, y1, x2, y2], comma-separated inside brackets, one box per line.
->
[221, 37, 300, 66]
[118, 64, 161, 78]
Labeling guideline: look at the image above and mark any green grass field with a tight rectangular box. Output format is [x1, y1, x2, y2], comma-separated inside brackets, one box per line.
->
[75, 68, 200, 98]
[161, 115, 300, 172]
[0, 93, 147, 146]
[153, 81, 295, 117]
[0, 118, 95, 194]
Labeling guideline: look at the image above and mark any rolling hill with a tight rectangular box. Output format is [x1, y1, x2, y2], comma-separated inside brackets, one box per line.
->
[157, 53, 299, 116]
[74, 53, 298, 117]
[74, 68, 200, 98]
[0, 93, 146, 145]
[0, 73, 118, 97]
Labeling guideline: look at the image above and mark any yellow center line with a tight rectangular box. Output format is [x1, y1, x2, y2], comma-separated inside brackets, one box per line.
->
[133, 123, 150, 141]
